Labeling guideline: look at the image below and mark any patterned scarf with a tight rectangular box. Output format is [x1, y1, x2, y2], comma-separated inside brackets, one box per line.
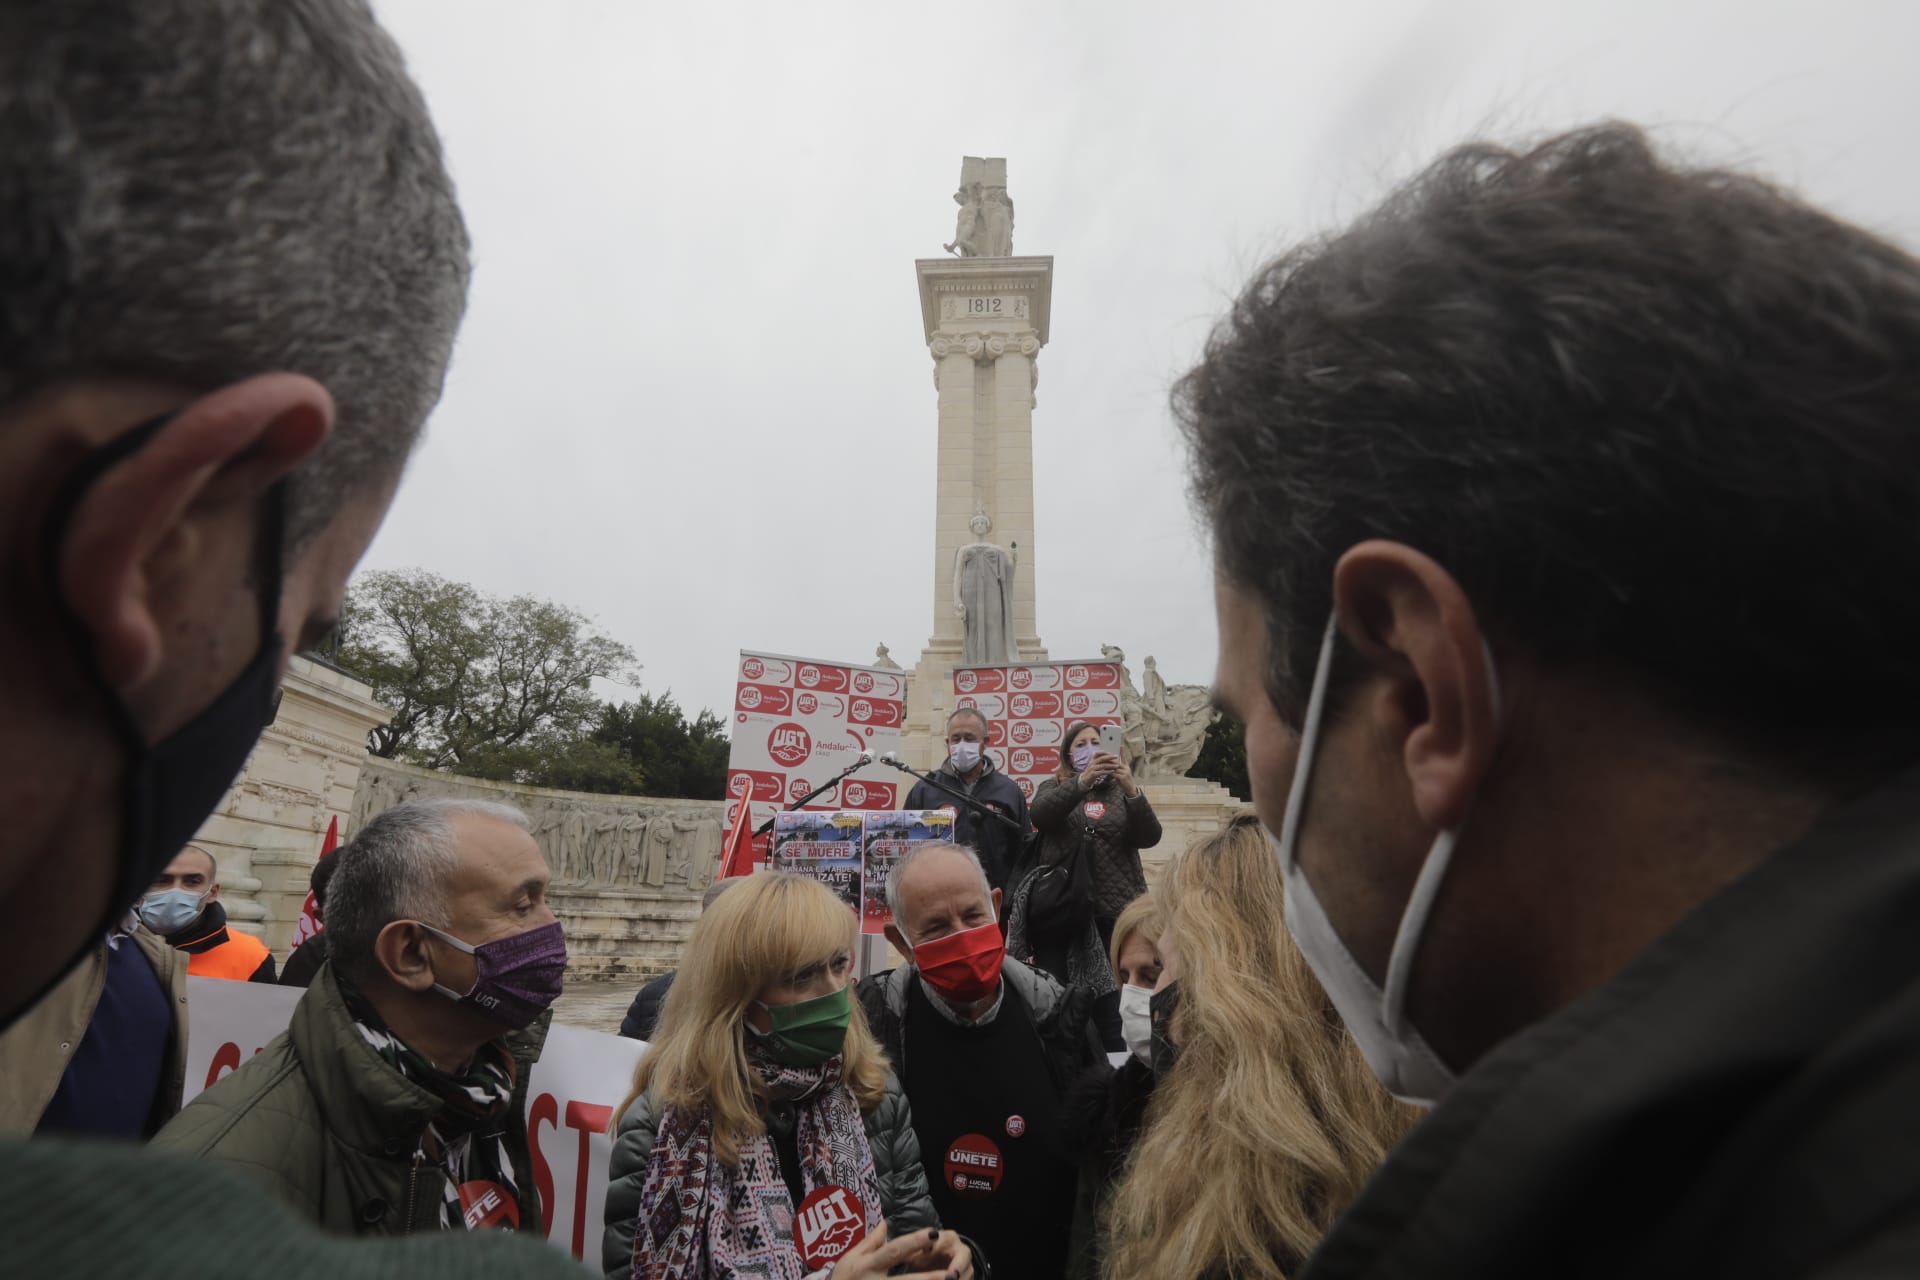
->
[633, 1046, 882, 1279]
[342, 979, 521, 1232]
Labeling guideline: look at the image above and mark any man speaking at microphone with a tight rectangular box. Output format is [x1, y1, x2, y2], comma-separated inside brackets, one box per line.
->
[860, 842, 1101, 1280]
[904, 707, 1029, 891]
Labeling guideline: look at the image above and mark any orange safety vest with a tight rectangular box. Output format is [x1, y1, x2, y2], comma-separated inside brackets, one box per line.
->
[182, 929, 271, 982]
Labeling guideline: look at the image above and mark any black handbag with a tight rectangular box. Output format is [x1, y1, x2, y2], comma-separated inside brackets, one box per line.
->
[1019, 825, 1094, 944]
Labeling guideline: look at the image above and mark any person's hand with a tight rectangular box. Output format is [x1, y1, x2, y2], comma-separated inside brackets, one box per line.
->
[1079, 751, 1120, 791]
[828, 1224, 962, 1280]
[1109, 756, 1139, 796]
[888, 1226, 973, 1279]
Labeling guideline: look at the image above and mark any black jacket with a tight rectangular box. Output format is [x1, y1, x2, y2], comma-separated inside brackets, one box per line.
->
[904, 759, 1029, 891]
[616, 971, 673, 1041]
[1058, 1056, 1156, 1280]
[277, 934, 328, 989]
[857, 957, 1102, 1096]
[1299, 764, 1920, 1280]
[1028, 776, 1162, 922]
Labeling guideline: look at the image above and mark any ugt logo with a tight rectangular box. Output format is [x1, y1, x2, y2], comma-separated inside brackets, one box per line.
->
[768, 723, 812, 768]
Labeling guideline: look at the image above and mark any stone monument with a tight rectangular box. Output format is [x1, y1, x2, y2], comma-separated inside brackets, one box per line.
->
[953, 507, 1017, 664]
[904, 156, 1054, 766]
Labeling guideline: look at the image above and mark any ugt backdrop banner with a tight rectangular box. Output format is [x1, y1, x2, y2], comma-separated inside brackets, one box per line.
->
[952, 660, 1125, 803]
[724, 650, 908, 867]
[181, 977, 647, 1261]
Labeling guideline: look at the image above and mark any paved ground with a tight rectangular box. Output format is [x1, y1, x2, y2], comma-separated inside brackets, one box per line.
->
[552, 979, 643, 1036]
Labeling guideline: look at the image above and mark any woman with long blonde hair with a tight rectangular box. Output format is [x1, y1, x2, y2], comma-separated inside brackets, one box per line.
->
[1103, 816, 1420, 1279]
[602, 872, 977, 1280]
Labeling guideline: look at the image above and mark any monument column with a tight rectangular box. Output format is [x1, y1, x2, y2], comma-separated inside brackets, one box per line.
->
[904, 156, 1053, 768]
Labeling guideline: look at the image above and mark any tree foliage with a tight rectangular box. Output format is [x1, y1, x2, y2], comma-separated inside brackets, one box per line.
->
[338, 569, 640, 772]
[1191, 712, 1250, 801]
[593, 694, 731, 801]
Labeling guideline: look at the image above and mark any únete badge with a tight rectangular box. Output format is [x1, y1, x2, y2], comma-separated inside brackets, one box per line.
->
[795, 1184, 867, 1268]
[945, 1133, 1004, 1198]
[457, 1180, 519, 1231]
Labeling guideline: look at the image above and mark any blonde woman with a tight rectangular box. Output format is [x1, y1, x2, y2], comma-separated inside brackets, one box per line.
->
[1103, 816, 1421, 1279]
[602, 873, 978, 1280]
[1060, 892, 1166, 1280]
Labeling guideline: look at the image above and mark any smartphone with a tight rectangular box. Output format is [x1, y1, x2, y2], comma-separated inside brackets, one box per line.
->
[1097, 724, 1125, 758]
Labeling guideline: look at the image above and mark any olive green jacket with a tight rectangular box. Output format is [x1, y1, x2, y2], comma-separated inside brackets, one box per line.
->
[153, 962, 549, 1237]
[0, 924, 188, 1135]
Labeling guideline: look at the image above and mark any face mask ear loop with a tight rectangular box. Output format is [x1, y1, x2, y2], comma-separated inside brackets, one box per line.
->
[1381, 639, 1502, 1038]
[1275, 613, 1341, 877]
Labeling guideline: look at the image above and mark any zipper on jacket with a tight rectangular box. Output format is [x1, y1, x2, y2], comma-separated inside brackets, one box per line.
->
[401, 1150, 423, 1234]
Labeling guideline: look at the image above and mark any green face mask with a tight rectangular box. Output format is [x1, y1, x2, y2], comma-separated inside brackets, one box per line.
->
[752, 984, 852, 1067]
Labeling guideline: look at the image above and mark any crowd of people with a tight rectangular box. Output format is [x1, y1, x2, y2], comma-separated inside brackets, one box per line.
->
[8, 1, 1920, 1277]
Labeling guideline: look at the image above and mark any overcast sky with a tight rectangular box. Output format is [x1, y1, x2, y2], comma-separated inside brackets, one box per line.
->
[363, 0, 1920, 721]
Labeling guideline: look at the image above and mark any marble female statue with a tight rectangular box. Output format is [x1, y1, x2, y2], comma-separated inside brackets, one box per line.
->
[953, 511, 1017, 664]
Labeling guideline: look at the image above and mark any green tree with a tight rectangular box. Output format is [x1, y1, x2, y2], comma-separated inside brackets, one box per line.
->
[460, 737, 647, 795]
[593, 693, 731, 800]
[1191, 713, 1250, 800]
[336, 568, 640, 771]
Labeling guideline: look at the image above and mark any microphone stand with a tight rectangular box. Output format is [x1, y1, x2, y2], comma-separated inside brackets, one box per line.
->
[754, 756, 875, 838]
[879, 758, 1025, 833]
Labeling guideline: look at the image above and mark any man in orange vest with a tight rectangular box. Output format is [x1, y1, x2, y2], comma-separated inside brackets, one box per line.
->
[139, 846, 275, 983]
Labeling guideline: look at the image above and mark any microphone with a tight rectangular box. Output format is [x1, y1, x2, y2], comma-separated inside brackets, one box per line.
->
[856, 747, 875, 766]
[879, 751, 905, 768]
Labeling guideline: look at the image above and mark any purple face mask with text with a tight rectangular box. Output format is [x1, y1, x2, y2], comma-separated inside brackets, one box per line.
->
[422, 920, 568, 1029]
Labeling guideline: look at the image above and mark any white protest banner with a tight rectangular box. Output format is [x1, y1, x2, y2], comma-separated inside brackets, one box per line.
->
[952, 659, 1126, 803]
[183, 976, 645, 1262]
[724, 650, 908, 867]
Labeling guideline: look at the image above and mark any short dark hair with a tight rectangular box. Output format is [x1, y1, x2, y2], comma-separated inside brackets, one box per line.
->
[947, 707, 990, 738]
[310, 851, 341, 912]
[1179, 122, 1920, 770]
[0, 0, 470, 552]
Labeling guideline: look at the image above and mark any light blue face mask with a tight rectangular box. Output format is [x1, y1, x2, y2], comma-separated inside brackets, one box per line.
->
[1271, 612, 1500, 1107]
[949, 740, 983, 771]
[137, 888, 206, 935]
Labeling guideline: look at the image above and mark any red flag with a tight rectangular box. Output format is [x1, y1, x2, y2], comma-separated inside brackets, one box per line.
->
[718, 801, 761, 880]
[291, 815, 339, 946]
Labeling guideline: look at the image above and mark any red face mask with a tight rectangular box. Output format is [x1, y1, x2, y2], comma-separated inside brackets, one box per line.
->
[913, 921, 1005, 1003]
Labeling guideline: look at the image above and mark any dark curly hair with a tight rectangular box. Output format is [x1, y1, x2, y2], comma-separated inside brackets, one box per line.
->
[1178, 122, 1920, 772]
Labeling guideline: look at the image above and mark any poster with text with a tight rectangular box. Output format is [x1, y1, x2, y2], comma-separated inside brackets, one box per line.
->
[858, 809, 956, 935]
[725, 651, 907, 871]
[951, 660, 1126, 804]
[772, 810, 866, 916]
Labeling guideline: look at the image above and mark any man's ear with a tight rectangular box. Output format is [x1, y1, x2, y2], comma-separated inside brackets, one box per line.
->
[206, 882, 221, 903]
[990, 886, 1004, 920]
[57, 373, 334, 691]
[884, 924, 910, 958]
[1331, 540, 1499, 832]
[374, 920, 438, 994]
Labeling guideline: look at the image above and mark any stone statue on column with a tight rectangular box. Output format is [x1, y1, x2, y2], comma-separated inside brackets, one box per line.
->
[981, 188, 1014, 257]
[954, 509, 1017, 665]
[945, 182, 985, 258]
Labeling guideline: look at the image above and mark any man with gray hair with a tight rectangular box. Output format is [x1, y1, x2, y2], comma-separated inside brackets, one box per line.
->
[0, 2, 593, 1273]
[156, 799, 566, 1237]
[903, 707, 1030, 891]
[858, 842, 1100, 1280]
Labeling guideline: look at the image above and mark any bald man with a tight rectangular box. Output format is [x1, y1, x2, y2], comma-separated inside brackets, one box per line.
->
[139, 847, 275, 983]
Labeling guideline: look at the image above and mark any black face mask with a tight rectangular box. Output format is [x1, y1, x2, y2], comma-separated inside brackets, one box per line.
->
[30, 415, 286, 1004]
[1149, 980, 1182, 1081]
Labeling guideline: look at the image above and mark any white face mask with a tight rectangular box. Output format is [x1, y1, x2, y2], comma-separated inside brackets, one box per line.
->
[1118, 983, 1155, 1065]
[1270, 612, 1499, 1107]
[949, 740, 983, 772]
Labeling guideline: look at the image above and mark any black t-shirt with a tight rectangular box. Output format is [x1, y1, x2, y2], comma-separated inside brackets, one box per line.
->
[901, 978, 1075, 1280]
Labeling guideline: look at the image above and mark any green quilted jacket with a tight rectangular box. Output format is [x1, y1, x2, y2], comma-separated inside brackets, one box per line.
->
[600, 1072, 936, 1280]
[152, 962, 549, 1237]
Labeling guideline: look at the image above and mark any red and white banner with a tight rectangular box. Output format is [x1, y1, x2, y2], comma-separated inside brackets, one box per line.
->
[724, 651, 908, 869]
[289, 816, 339, 948]
[182, 977, 646, 1262]
[952, 660, 1126, 803]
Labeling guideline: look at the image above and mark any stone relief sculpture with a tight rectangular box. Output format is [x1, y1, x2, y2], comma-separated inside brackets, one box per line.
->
[1101, 648, 1220, 781]
[873, 643, 901, 671]
[352, 760, 725, 895]
[954, 509, 1017, 665]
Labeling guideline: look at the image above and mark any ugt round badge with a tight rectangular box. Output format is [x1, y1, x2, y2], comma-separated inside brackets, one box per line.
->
[795, 1185, 867, 1269]
[1005, 1114, 1027, 1138]
[944, 1133, 1004, 1199]
[456, 1180, 519, 1231]
[1083, 800, 1107, 820]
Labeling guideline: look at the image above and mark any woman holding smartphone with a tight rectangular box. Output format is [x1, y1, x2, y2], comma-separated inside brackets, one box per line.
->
[1027, 721, 1163, 955]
